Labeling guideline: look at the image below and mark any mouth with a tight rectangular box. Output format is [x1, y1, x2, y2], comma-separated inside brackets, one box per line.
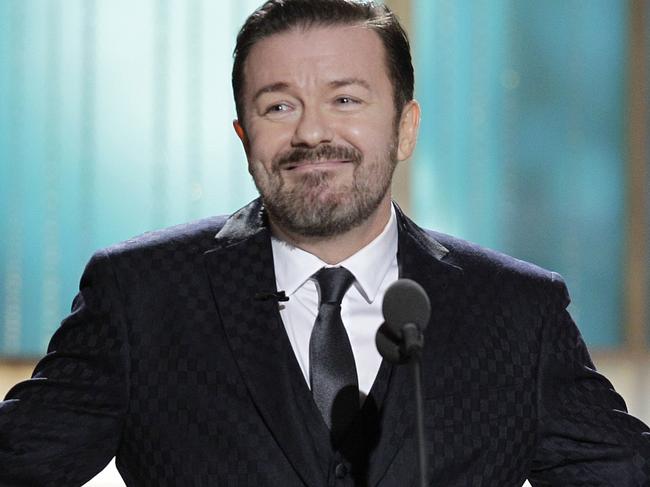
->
[282, 159, 352, 172]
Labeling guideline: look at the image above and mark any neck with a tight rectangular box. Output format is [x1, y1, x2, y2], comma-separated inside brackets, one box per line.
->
[269, 196, 392, 265]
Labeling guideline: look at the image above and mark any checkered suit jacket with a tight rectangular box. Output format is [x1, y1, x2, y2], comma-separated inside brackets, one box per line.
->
[1, 198, 648, 486]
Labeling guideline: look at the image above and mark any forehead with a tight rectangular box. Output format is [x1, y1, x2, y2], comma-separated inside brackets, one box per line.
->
[243, 24, 390, 92]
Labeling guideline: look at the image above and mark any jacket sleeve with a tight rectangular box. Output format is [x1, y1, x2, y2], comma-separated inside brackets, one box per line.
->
[528, 273, 650, 486]
[0, 250, 129, 487]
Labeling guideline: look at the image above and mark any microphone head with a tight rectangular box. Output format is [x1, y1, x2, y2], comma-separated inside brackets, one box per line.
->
[381, 278, 431, 335]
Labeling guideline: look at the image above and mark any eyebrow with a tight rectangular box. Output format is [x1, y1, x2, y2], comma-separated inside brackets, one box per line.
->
[252, 82, 290, 103]
[327, 78, 371, 91]
[252, 78, 372, 103]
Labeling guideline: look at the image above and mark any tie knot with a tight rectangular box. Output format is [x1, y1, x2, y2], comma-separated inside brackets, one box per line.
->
[313, 267, 355, 305]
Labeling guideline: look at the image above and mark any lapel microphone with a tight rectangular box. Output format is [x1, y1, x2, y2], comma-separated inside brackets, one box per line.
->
[254, 290, 289, 302]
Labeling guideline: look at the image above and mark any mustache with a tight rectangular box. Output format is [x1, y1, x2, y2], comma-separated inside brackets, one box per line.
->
[274, 145, 362, 168]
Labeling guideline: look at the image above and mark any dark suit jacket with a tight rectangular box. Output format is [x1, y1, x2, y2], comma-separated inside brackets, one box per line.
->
[1, 199, 648, 486]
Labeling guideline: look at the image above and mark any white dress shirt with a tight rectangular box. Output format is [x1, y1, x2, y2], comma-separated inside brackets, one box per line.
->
[271, 206, 399, 400]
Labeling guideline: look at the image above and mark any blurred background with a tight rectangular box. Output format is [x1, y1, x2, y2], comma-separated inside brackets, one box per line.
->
[0, 0, 648, 485]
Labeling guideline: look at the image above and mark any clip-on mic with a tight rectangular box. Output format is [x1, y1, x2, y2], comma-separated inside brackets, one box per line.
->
[254, 290, 289, 302]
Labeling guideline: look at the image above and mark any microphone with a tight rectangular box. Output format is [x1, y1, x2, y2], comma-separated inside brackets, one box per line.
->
[376, 278, 431, 487]
[376, 279, 431, 363]
[254, 290, 289, 302]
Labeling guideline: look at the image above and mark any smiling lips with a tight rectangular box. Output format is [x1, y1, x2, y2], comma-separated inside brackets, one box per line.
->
[282, 159, 352, 171]
[274, 144, 362, 171]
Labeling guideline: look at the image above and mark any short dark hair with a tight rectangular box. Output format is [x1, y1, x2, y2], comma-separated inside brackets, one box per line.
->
[232, 0, 414, 124]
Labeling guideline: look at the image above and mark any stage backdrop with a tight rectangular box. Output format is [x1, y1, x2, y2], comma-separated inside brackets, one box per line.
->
[0, 0, 647, 356]
[0, 0, 261, 357]
[412, 0, 635, 348]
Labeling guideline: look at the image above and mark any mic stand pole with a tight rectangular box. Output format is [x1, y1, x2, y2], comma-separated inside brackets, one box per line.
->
[412, 358, 427, 487]
[403, 323, 427, 487]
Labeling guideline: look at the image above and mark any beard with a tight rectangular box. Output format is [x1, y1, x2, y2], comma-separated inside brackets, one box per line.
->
[249, 141, 398, 238]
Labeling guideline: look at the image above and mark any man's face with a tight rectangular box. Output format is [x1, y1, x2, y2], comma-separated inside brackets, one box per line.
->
[235, 24, 419, 238]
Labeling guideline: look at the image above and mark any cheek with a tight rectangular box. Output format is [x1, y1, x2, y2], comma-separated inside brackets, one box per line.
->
[245, 122, 293, 164]
[342, 120, 395, 154]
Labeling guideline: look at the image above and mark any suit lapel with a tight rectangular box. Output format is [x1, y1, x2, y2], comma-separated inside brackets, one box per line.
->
[203, 200, 329, 487]
[365, 205, 464, 486]
[203, 200, 464, 485]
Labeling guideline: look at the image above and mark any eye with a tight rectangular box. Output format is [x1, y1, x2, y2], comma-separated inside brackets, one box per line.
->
[333, 96, 363, 110]
[336, 96, 358, 105]
[265, 103, 291, 114]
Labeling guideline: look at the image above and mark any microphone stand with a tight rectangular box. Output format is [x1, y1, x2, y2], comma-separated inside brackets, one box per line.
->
[376, 278, 431, 487]
[402, 323, 427, 487]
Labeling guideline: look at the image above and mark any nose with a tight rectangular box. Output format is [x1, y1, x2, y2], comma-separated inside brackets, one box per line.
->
[291, 105, 333, 147]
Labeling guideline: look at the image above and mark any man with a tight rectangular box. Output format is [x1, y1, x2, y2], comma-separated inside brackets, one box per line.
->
[1, 0, 648, 485]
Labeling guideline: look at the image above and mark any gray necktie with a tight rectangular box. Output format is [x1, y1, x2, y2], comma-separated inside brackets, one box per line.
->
[309, 266, 359, 442]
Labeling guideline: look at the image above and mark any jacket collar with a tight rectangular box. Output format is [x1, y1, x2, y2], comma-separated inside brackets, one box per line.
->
[211, 198, 458, 270]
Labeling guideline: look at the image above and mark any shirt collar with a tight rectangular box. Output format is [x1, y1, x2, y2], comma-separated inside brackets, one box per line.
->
[271, 205, 398, 303]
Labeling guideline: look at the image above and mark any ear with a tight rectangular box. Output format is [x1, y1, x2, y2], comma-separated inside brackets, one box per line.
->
[233, 119, 250, 155]
[396, 100, 421, 162]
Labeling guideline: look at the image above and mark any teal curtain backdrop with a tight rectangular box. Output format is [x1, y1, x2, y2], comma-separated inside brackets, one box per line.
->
[412, 0, 629, 348]
[0, 0, 644, 357]
[0, 0, 261, 357]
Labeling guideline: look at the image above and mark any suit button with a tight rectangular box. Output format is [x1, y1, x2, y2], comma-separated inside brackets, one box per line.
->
[335, 463, 348, 479]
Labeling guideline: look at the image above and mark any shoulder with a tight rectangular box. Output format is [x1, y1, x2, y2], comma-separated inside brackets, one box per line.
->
[424, 229, 570, 306]
[89, 215, 230, 267]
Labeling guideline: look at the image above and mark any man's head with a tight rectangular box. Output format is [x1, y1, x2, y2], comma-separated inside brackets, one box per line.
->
[232, 0, 420, 242]
[233, 0, 414, 126]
